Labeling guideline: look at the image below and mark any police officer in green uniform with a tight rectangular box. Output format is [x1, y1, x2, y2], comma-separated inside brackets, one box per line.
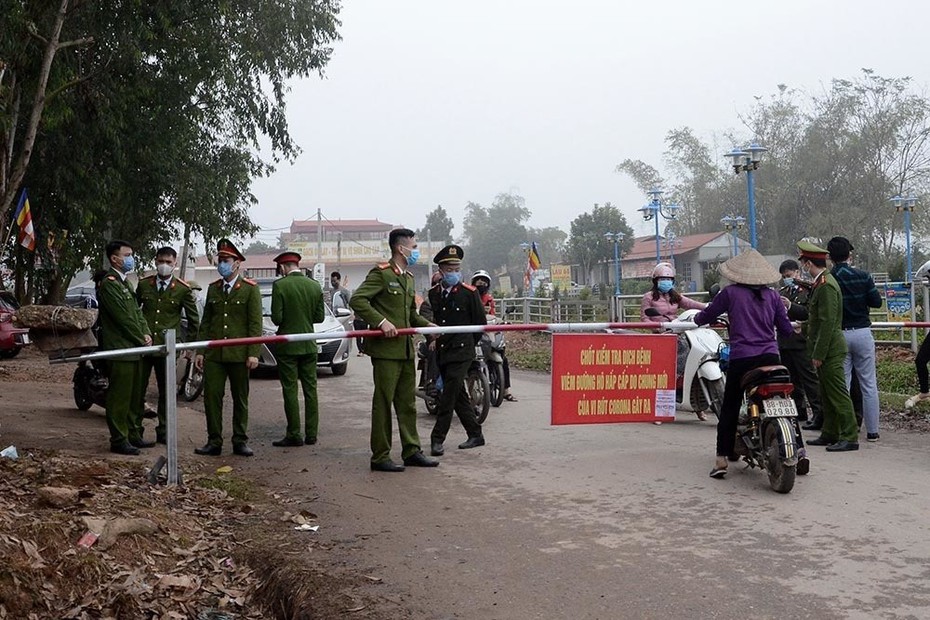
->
[796, 241, 859, 452]
[427, 244, 487, 456]
[97, 239, 152, 455]
[194, 239, 262, 456]
[350, 228, 439, 472]
[136, 246, 200, 444]
[270, 251, 325, 447]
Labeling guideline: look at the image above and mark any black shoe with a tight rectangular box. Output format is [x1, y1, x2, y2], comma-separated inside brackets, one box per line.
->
[110, 443, 140, 456]
[305, 437, 317, 445]
[709, 466, 727, 479]
[430, 441, 445, 456]
[867, 433, 880, 442]
[458, 436, 486, 450]
[825, 440, 859, 452]
[802, 421, 822, 431]
[233, 444, 254, 457]
[797, 456, 811, 476]
[370, 460, 405, 472]
[194, 444, 222, 456]
[403, 451, 440, 467]
[272, 437, 303, 447]
[129, 438, 156, 449]
[806, 435, 836, 446]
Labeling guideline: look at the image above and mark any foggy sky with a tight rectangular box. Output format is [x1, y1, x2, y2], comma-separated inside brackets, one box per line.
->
[247, 0, 929, 246]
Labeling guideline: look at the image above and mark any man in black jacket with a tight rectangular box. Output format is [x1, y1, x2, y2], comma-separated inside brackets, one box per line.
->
[778, 259, 823, 428]
[427, 245, 487, 456]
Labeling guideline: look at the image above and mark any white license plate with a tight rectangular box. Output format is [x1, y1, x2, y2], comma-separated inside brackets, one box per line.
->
[317, 345, 322, 354]
[762, 398, 797, 418]
[16, 333, 30, 345]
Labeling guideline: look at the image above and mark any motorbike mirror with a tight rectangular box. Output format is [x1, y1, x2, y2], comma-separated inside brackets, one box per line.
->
[708, 283, 720, 300]
[644, 308, 661, 317]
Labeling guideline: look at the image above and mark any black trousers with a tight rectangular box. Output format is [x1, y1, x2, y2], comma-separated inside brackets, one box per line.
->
[431, 359, 482, 443]
[780, 346, 822, 422]
[918, 332, 930, 393]
[717, 353, 780, 457]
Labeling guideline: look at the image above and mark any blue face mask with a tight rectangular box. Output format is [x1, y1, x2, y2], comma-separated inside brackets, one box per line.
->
[442, 271, 461, 287]
[657, 279, 674, 294]
[783, 277, 794, 287]
[120, 255, 135, 273]
[406, 248, 420, 266]
[217, 260, 235, 278]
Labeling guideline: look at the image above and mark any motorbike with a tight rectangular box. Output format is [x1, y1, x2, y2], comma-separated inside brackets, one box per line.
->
[733, 364, 807, 493]
[176, 352, 204, 402]
[73, 359, 108, 411]
[481, 317, 507, 407]
[416, 340, 492, 423]
[644, 307, 727, 420]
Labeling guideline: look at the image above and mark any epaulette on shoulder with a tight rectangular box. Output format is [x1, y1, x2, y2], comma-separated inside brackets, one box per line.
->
[211, 278, 224, 287]
[242, 277, 258, 286]
[377, 262, 391, 270]
[175, 278, 192, 288]
[142, 274, 156, 281]
[429, 283, 441, 291]
[461, 283, 477, 292]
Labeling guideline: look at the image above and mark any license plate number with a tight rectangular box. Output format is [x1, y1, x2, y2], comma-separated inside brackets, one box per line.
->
[762, 398, 797, 418]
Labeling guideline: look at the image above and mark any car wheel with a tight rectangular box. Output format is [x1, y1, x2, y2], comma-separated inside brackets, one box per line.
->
[0, 347, 20, 359]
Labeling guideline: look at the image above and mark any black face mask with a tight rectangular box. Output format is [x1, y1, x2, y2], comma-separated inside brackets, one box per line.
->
[476, 285, 489, 295]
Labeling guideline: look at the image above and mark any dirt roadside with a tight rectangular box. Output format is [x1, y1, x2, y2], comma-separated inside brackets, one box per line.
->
[0, 348, 414, 619]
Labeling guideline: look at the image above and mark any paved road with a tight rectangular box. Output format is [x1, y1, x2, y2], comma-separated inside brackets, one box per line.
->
[8, 355, 930, 618]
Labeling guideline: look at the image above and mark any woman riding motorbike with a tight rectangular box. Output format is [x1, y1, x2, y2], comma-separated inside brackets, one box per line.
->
[693, 250, 794, 479]
[640, 263, 707, 323]
[472, 270, 517, 402]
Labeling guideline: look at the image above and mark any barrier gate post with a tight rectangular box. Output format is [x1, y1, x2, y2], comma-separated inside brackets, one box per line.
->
[165, 329, 179, 485]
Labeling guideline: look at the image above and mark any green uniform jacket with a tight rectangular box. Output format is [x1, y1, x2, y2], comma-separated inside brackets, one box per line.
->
[805, 271, 848, 362]
[198, 275, 263, 361]
[136, 275, 201, 346]
[271, 271, 325, 357]
[349, 259, 429, 360]
[427, 282, 487, 364]
[98, 268, 151, 359]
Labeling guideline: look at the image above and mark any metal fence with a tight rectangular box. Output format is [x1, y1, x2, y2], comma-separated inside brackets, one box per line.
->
[499, 293, 710, 325]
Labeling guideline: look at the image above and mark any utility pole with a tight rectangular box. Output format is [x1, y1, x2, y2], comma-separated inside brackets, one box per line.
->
[178, 220, 191, 281]
[336, 230, 342, 272]
[316, 207, 322, 264]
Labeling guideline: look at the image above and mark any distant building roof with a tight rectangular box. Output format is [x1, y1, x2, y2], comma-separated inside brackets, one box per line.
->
[288, 219, 397, 233]
[625, 232, 727, 261]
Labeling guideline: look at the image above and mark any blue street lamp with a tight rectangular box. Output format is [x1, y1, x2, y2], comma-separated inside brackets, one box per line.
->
[724, 143, 767, 249]
[638, 187, 681, 263]
[720, 214, 746, 257]
[891, 193, 918, 282]
[604, 231, 624, 296]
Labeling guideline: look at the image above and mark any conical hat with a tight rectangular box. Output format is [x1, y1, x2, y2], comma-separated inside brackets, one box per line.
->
[718, 249, 780, 286]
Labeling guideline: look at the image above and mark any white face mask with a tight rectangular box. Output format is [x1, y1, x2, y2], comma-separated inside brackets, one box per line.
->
[156, 263, 174, 278]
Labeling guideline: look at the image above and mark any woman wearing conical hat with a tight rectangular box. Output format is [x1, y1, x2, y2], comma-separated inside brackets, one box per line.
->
[693, 250, 795, 479]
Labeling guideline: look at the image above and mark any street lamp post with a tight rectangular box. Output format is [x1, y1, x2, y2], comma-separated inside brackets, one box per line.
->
[891, 194, 918, 283]
[663, 230, 683, 267]
[638, 187, 681, 263]
[720, 214, 746, 257]
[724, 143, 767, 249]
[604, 232, 624, 296]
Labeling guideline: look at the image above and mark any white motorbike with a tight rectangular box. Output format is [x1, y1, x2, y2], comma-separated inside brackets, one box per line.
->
[644, 307, 727, 420]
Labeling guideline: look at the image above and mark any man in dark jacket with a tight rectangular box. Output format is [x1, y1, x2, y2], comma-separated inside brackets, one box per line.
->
[777, 259, 823, 428]
[427, 245, 487, 456]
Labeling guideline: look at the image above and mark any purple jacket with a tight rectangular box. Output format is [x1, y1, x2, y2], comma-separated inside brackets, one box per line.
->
[694, 284, 793, 360]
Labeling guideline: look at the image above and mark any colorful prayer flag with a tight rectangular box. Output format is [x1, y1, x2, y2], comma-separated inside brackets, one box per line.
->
[527, 241, 541, 270]
[14, 189, 36, 252]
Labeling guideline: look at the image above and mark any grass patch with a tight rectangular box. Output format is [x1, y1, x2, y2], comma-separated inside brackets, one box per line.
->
[196, 474, 260, 501]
